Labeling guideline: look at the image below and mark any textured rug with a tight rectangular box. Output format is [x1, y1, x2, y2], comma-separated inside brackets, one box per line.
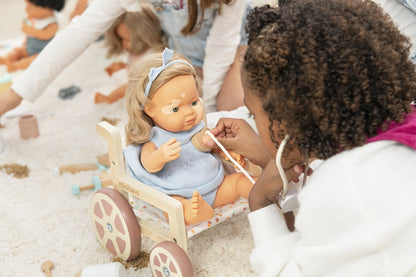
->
[0, 38, 257, 277]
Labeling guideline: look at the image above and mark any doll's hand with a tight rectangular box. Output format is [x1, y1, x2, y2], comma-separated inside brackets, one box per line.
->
[160, 138, 181, 162]
[249, 160, 311, 212]
[216, 149, 246, 169]
[21, 23, 32, 35]
[105, 62, 127, 76]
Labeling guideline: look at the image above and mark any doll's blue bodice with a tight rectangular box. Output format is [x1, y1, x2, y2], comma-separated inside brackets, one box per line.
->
[124, 121, 224, 206]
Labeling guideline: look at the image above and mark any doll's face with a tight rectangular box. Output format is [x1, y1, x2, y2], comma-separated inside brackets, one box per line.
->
[116, 23, 132, 51]
[144, 75, 204, 133]
[25, 0, 53, 18]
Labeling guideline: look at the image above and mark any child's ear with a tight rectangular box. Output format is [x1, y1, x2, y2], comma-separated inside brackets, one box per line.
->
[143, 103, 155, 118]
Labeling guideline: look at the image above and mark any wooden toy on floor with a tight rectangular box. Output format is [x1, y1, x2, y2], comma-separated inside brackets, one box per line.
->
[0, 73, 12, 94]
[41, 260, 53, 277]
[58, 163, 107, 175]
[71, 173, 112, 196]
[19, 114, 39, 139]
[75, 262, 127, 277]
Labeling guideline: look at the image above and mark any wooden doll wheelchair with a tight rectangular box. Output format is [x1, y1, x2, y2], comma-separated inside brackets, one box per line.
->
[90, 121, 255, 276]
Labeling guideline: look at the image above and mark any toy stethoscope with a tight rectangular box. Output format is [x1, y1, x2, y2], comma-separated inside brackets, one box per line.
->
[206, 131, 309, 213]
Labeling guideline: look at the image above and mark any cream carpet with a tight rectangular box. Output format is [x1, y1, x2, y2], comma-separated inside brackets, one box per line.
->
[0, 38, 257, 277]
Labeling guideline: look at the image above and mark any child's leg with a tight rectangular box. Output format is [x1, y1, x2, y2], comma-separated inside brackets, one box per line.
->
[95, 84, 127, 104]
[215, 45, 246, 111]
[172, 191, 214, 225]
[212, 172, 255, 208]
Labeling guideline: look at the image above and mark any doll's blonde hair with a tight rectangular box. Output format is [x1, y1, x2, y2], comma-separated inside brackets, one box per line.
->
[105, 5, 167, 58]
[125, 52, 201, 146]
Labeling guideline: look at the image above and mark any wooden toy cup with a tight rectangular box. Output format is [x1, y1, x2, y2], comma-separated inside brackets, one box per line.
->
[19, 114, 39, 139]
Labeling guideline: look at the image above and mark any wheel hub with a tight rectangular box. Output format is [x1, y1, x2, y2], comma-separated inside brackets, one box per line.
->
[163, 266, 170, 277]
[107, 222, 113, 233]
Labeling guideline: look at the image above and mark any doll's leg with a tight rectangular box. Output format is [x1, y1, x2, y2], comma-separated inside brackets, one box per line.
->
[172, 191, 214, 225]
[6, 54, 37, 72]
[215, 46, 246, 111]
[95, 84, 127, 104]
[3, 46, 27, 63]
[212, 172, 255, 208]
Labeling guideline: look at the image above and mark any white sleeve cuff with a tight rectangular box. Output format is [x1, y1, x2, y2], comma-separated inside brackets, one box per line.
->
[248, 204, 290, 246]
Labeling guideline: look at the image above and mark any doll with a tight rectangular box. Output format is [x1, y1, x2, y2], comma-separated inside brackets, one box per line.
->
[94, 7, 167, 104]
[123, 48, 254, 225]
[0, 0, 65, 72]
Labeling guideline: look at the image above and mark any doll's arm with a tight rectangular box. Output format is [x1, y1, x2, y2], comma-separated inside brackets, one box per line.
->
[105, 62, 127, 76]
[21, 23, 58, 40]
[141, 138, 181, 173]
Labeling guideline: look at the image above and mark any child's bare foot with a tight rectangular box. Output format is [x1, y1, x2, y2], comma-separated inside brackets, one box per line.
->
[0, 57, 5, 64]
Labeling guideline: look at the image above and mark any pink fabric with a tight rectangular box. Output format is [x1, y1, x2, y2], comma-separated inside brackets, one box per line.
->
[367, 107, 416, 150]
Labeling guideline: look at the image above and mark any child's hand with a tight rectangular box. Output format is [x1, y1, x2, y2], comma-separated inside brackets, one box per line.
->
[105, 62, 127, 76]
[249, 160, 311, 212]
[203, 118, 270, 168]
[160, 138, 181, 162]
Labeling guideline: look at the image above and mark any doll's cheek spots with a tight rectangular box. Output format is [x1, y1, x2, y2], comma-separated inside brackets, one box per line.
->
[161, 99, 182, 114]
[180, 93, 186, 98]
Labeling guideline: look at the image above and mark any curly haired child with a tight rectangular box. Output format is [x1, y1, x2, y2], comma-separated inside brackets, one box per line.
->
[123, 48, 255, 225]
[204, 0, 416, 275]
[94, 7, 167, 104]
[0, 0, 65, 72]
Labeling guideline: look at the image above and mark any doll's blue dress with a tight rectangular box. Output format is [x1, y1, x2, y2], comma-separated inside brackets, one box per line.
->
[124, 121, 224, 206]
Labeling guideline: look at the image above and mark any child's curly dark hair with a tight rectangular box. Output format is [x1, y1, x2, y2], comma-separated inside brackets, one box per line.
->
[243, 0, 416, 160]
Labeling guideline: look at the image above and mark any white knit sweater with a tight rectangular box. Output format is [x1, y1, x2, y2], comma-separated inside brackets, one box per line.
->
[248, 140, 416, 276]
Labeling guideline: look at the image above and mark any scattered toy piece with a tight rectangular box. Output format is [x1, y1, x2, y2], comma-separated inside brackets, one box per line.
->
[41, 260, 54, 277]
[72, 174, 112, 196]
[76, 262, 127, 277]
[58, 163, 107, 175]
[101, 117, 120, 126]
[19, 114, 40, 139]
[0, 73, 12, 94]
[97, 153, 110, 167]
[111, 251, 150, 270]
[0, 163, 29, 178]
[58, 85, 81, 100]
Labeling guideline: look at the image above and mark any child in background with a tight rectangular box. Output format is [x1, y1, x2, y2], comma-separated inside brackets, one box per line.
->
[94, 7, 167, 104]
[0, 0, 65, 72]
[123, 48, 254, 225]
[0, 0, 249, 118]
[205, 1, 416, 275]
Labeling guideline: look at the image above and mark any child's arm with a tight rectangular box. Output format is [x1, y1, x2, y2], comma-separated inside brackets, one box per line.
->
[21, 23, 58, 40]
[141, 138, 181, 173]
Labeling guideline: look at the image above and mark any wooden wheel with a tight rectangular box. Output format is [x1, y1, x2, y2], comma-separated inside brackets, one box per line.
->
[150, 241, 194, 277]
[90, 187, 141, 261]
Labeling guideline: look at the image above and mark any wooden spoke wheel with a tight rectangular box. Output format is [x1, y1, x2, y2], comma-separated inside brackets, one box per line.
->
[90, 187, 141, 261]
[150, 241, 194, 277]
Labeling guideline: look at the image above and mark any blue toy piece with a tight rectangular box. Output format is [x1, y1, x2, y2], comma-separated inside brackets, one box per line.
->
[72, 175, 103, 196]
